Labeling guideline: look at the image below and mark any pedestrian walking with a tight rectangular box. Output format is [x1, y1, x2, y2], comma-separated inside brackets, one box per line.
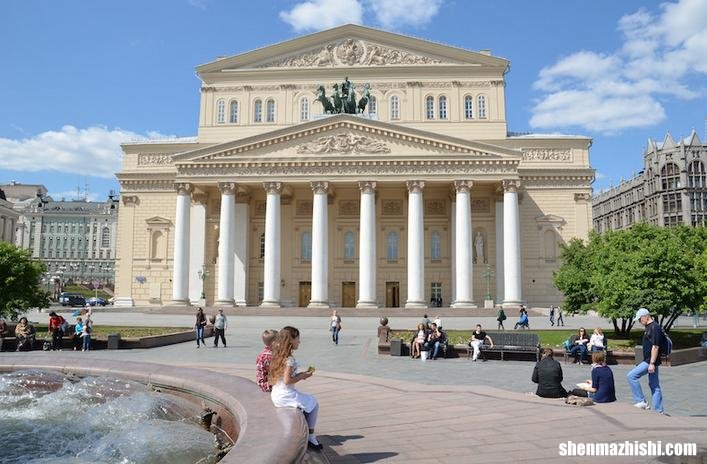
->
[557, 306, 564, 326]
[213, 309, 227, 348]
[496, 308, 506, 330]
[627, 308, 667, 414]
[549, 306, 555, 326]
[330, 310, 341, 345]
[195, 307, 207, 347]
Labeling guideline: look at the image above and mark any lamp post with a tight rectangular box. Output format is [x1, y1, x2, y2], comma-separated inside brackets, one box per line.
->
[197, 266, 209, 301]
[482, 265, 495, 302]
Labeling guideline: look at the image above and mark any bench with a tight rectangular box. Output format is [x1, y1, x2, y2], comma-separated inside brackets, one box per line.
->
[0, 322, 79, 351]
[467, 332, 541, 361]
[563, 336, 612, 364]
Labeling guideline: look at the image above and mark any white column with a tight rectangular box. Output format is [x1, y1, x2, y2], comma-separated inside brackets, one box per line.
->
[452, 180, 476, 308]
[261, 182, 282, 307]
[216, 182, 237, 306]
[357, 181, 377, 308]
[234, 202, 250, 307]
[502, 180, 523, 307]
[495, 195, 505, 304]
[171, 183, 192, 305]
[405, 180, 426, 309]
[188, 193, 207, 305]
[450, 198, 456, 304]
[309, 181, 330, 308]
[15, 222, 25, 248]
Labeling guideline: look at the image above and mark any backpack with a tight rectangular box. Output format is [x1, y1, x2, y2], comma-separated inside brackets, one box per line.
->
[563, 339, 572, 351]
[660, 327, 673, 356]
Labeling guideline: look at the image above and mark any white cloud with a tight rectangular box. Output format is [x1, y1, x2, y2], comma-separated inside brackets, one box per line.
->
[530, 0, 707, 135]
[279, 0, 443, 32]
[0, 125, 171, 179]
[365, 0, 443, 29]
[279, 0, 363, 32]
[49, 190, 103, 202]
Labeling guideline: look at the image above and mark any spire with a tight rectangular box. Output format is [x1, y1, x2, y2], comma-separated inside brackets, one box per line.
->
[662, 132, 676, 149]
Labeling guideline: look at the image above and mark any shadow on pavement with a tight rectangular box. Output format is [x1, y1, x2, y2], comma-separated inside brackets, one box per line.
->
[350, 452, 398, 463]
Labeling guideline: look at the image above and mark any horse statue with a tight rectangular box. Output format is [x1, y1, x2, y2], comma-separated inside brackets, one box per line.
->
[357, 83, 370, 113]
[341, 77, 357, 114]
[332, 83, 343, 114]
[317, 85, 335, 114]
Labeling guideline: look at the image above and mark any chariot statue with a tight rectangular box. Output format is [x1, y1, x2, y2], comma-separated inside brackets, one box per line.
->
[316, 77, 371, 115]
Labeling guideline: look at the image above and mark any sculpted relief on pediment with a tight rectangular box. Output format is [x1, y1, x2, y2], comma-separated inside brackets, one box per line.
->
[296, 132, 391, 154]
[257, 39, 452, 68]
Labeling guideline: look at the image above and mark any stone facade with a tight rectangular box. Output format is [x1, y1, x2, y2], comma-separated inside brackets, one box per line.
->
[0, 188, 19, 244]
[593, 131, 707, 232]
[115, 25, 594, 308]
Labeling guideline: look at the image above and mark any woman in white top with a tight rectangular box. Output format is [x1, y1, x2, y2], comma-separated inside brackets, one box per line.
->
[269, 326, 322, 450]
[330, 310, 341, 345]
[588, 327, 605, 352]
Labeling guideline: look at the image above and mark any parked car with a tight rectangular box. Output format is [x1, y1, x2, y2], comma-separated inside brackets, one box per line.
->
[61, 294, 86, 307]
[87, 297, 107, 307]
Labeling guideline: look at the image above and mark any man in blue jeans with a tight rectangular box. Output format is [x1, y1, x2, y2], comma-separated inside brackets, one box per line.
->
[627, 307, 664, 414]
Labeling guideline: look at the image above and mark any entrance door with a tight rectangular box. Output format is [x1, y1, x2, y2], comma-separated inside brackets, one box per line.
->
[385, 282, 400, 308]
[298, 282, 311, 307]
[341, 282, 356, 307]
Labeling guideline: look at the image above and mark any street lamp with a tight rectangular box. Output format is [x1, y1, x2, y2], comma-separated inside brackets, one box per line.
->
[482, 265, 495, 302]
[197, 266, 209, 300]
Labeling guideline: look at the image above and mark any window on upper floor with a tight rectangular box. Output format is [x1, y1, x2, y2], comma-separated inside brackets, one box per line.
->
[216, 99, 225, 124]
[688, 160, 706, 188]
[368, 96, 377, 116]
[386, 232, 398, 260]
[344, 231, 355, 260]
[266, 99, 275, 123]
[661, 163, 680, 190]
[254, 99, 263, 123]
[464, 95, 473, 119]
[430, 231, 441, 260]
[301, 231, 312, 261]
[438, 96, 447, 119]
[101, 227, 110, 248]
[477, 95, 487, 119]
[300, 97, 309, 121]
[259, 233, 265, 258]
[425, 96, 435, 120]
[229, 100, 239, 123]
[390, 95, 400, 120]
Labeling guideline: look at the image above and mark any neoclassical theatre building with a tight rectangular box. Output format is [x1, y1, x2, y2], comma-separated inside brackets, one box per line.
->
[114, 25, 594, 308]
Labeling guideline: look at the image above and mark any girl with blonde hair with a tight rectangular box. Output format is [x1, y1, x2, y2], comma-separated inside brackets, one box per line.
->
[269, 326, 322, 450]
[588, 327, 605, 352]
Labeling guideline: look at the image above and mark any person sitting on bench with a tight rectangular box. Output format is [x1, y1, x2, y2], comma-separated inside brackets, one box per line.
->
[468, 324, 494, 361]
[532, 348, 568, 398]
[427, 323, 447, 360]
[569, 327, 590, 363]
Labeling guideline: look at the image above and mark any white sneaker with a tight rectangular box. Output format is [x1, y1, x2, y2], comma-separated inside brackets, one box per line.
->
[633, 401, 650, 410]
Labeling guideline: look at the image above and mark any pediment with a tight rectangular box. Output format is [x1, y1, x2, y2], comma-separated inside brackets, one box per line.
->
[173, 115, 522, 164]
[197, 24, 508, 73]
[535, 214, 566, 229]
[145, 216, 172, 226]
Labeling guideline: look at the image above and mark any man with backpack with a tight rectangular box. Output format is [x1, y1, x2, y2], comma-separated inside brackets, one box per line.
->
[627, 307, 671, 414]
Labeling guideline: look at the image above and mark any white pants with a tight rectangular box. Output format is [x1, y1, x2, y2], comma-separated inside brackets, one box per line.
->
[470, 340, 483, 360]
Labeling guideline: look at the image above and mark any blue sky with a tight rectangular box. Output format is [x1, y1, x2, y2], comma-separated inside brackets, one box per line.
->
[0, 0, 705, 201]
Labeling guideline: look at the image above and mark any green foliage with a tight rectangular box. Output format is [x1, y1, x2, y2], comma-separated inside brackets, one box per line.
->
[0, 243, 50, 319]
[553, 224, 707, 334]
[63, 284, 112, 300]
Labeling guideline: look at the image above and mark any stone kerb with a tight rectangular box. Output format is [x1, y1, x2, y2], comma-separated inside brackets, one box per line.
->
[0, 355, 308, 464]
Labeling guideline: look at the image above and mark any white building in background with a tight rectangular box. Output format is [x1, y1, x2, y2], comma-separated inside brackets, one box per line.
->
[0, 187, 19, 244]
[1, 182, 119, 285]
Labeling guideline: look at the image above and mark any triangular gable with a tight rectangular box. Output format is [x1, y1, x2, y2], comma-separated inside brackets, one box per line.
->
[172, 114, 522, 163]
[197, 24, 508, 74]
[146, 216, 172, 226]
[662, 133, 676, 149]
[686, 129, 702, 146]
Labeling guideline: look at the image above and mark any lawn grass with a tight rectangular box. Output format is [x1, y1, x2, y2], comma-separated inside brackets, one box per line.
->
[390, 329, 704, 351]
[62, 284, 112, 300]
[31, 324, 192, 339]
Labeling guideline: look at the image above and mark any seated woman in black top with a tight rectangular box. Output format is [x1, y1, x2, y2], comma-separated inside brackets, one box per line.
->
[532, 348, 567, 398]
[579, 351, 616, 403]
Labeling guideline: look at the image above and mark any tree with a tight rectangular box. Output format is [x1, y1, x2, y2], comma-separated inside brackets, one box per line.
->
[554, 224, 707, 335]
[0, 242, 50, 319]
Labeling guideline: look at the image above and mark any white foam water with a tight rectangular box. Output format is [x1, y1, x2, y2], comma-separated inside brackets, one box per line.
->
[0, 370, 220, 464]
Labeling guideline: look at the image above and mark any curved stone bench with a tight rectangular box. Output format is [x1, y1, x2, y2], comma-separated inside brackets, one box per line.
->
[0, 354, 307, 464]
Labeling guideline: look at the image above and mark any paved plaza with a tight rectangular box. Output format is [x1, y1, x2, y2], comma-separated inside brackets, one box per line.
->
[14, 309, 707, 462]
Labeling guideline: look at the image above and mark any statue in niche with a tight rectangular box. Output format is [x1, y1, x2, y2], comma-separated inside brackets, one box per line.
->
[474, 231, 485, 264]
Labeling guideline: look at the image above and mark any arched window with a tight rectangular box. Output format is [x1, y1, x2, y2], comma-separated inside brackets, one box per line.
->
[216, 99, 226, 124]
[254, 99, 263, 123]
[101, 227, 110, 248]
[386, 232, 398, 260]
[301, 231, 312, 261]
[688, 160, 706, 188]
[344, 231, 355, 260]
[544, 230, 557, 260]
[390, 95, 400, 120]
[229, 100, 239, 123]
[259, 233, 265, 258]
[646, 168, 655, 195]
[425, 96, 435, 120]
[661, 163, 680, 190]
[368, 96, 377, 116]
[431, 231, 441, 260]
[477, 95, 487, 119]
[464, 95, 473, 119]
[438, 96, 447, 119]
[300, 97, 309, 121]
[266, 99, 275, 123]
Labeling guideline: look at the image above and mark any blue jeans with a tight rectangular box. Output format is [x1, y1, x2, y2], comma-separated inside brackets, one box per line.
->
[627, 361, 663, 413]
[330, 326, 340, 345]
[432, 341, 443, 359]
[570, 344, 588, 362]
[196, 325, 205, 346]
[82, 335, 90, 351]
